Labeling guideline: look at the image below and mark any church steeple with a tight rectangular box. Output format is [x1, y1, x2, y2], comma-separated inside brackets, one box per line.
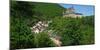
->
[69, 5, 75, 13]
[64, 5, 75, 14]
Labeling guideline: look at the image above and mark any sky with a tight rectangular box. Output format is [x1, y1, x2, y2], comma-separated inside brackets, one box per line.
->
[59, 4, 95, 16]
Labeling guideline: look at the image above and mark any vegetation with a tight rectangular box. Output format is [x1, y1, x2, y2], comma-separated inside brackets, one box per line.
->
[10, 1, 94, 49]
[49, 16, 94, 46]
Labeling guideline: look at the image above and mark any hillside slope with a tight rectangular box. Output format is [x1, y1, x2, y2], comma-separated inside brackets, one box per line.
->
[32, 2, 65, 20]
[10, 1, 65, 49]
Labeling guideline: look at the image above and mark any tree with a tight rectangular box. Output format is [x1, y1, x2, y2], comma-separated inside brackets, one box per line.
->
[10, 19, 35, 49]
[34, 32, 55, 48]
[10, 1, 36, 49]
[10, 1, 34, 18]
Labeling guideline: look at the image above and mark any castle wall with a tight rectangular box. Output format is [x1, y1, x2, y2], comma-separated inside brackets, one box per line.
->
[63, 14, 82, 18]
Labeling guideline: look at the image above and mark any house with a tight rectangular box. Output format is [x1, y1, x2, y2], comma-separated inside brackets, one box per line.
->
[30, 21, 62, 46]
[63, 6, 83, 18]
[30, 21, 52, 33]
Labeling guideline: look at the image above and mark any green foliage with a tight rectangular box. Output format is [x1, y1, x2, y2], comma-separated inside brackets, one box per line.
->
[49, 16, 94, 46]
[32, 2, 65, 20]
[49, 17, 81, 45]
[10, 1, 34, 18]
[79, 25, 94, 44]
[34, 32, 55, 48]
[82, 15, 94, 27]
[10, 1, 59, 49]
[10, 16, 35, 49]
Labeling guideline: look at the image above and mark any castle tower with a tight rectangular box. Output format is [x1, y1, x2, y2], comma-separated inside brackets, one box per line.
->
[65, 6, 75, 14]
[63, 5, 83, 18]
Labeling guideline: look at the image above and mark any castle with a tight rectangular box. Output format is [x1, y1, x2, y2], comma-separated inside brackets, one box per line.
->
[63, 6, 83, 18]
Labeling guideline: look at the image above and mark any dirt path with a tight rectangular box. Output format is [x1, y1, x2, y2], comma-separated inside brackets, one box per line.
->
[50, 37, 62, 47]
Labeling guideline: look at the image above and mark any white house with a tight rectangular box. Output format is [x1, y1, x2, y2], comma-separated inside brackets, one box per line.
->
[30, 21, 52, 34]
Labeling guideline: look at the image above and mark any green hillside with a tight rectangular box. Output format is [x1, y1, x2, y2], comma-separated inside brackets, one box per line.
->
[10, 1, 94, 49]
[10, 1, 65, 49]
[33, 2, 65, 20]
[28, 2, 65, 23]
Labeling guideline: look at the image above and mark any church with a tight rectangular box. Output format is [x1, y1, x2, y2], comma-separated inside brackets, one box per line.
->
[63, 6, 83, 18]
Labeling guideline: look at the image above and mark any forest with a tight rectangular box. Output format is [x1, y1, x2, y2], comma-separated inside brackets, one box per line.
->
[10, 1, 94, 49]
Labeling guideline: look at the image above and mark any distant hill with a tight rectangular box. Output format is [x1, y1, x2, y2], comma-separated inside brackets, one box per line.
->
[32, 2, 65, 20]
[10, 1, 66, 26]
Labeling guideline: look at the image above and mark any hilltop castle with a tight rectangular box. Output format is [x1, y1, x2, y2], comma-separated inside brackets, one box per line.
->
[63, 6, 83, 18]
